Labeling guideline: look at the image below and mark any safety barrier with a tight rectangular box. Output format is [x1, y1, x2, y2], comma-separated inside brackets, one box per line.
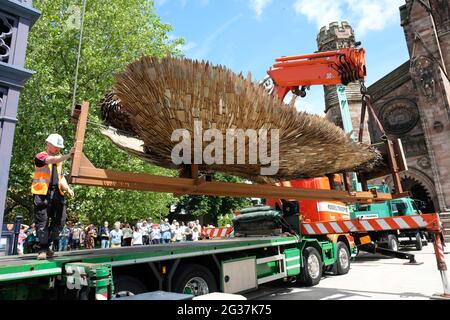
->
[302, 213, 449, 299]
[301, 214, 440, 235]
[202, 227, 233, 239]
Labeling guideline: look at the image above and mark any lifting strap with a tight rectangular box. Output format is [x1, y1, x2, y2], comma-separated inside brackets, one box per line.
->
[358, 82, 387, 143]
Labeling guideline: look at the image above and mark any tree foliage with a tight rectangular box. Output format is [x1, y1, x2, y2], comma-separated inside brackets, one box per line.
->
[6, 0, 184, 225]
[174, 174, 251, 225]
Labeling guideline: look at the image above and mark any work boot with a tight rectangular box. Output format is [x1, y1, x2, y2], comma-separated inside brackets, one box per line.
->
[37, 251, 47, 260]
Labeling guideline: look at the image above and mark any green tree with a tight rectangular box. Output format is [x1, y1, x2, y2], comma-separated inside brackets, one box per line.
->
[175, 174, 251, 225]
[6, 0, 183, 225]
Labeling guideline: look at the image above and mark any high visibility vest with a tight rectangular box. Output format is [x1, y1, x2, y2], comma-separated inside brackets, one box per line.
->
[31, 152, 64, 196]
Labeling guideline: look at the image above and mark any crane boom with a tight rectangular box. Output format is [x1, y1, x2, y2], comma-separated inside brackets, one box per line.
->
[267, 48, 366, 100]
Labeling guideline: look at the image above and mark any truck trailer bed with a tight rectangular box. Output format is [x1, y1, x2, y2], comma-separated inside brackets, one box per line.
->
[0, 236, 299, 282]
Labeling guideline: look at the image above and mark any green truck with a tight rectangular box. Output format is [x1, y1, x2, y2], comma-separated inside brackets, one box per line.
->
[350, 184, 428, 251]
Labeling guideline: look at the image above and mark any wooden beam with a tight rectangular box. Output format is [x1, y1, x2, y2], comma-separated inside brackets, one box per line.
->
[72, 162, 393, 203]
[70, 102, 89, 179]
[386, 140, 404, 194]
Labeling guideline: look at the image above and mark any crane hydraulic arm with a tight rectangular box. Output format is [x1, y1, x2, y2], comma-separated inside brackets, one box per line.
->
[266, 48, 366, 100]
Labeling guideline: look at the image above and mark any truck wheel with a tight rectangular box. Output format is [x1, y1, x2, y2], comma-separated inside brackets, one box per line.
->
[114, 275, 148, 296]
[415, 232, 423, 251]
[173, 264, 217, 296]
[387, 235, 399, 252]
[299, 247, 322, 287]
[335, 242, 351, 275]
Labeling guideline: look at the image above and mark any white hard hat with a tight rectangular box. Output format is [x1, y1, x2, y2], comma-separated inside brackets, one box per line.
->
[46, 134, 65, 148]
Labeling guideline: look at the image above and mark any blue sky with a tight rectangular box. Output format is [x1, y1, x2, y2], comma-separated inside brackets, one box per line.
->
[154, 0, 410, 115]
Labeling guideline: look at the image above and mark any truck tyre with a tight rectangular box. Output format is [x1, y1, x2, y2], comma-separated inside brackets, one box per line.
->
[415, 232, 423, 251]
[114, 275, 148, 296]
[335, 242, 351, 275]
[173, 264, 217, 296]
[299, 247, 322, 287]
[387, 235, 399, 252]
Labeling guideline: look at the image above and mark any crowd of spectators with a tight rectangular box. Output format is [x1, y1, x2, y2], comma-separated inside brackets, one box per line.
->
[19, 218, 210, 254]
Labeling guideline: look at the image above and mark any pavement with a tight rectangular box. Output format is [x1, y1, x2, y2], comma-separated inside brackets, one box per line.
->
[246, 243, 450, 300]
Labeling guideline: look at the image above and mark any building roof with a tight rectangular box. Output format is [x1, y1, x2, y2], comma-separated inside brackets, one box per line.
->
[368, 60, 411, 101]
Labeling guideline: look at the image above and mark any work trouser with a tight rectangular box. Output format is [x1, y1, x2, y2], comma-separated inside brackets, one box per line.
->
[101, 239, 110, 249]
[33, 192, 67, 252]
[59, 237, 69, 251]
[25, 242, 36, 254]
[71, 239, 80, 250]
[123, 238, 132, 247]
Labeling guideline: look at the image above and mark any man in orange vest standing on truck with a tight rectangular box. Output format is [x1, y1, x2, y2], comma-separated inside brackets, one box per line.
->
[31, 134, 75, 260]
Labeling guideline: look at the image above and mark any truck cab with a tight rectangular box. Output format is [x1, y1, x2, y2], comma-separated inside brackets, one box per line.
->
[350, 184, 427, 251]
[350, 183, 420, 220]
[266, 176, 356, 275]
[267, 176, 350, 223]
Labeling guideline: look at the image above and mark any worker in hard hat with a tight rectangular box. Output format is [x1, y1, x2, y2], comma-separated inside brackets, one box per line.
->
[31, 134, 75, 260]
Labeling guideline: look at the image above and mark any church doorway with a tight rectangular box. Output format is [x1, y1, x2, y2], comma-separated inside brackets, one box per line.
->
[401, 177, 436, 213]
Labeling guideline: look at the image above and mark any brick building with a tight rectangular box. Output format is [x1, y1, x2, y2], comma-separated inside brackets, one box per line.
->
[317, 0, 450, 220]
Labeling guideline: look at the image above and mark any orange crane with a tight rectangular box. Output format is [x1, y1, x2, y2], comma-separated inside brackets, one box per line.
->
[262, 46, 408, 267]
[259, 47, 447, 296]
[266, 48, 367, 100]
[263, 46, 405, 194]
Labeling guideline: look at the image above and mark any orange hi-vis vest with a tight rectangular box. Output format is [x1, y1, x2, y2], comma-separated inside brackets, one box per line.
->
[31, 152, 64, 196]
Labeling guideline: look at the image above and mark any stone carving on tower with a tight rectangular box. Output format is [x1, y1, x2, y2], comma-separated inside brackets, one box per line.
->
[411, 55, 437, 100]
[379, 98, 421, 136]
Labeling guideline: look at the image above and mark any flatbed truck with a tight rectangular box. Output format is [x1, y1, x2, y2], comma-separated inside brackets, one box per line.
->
[0, 234, 347, 299]
[0, 207, 445, 300]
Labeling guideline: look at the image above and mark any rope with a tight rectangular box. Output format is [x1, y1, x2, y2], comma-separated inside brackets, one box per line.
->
[86, 120, 138, 137]
[71, 0, 87, 111]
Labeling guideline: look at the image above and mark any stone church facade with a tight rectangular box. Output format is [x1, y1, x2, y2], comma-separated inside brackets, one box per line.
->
[317, 0, 450, 216]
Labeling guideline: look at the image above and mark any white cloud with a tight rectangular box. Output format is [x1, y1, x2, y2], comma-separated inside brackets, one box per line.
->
[249, 0, 273, 18]
[294, 0, 343, 29]
[348, 0, 404, 36]
[294, 0, 404, 37]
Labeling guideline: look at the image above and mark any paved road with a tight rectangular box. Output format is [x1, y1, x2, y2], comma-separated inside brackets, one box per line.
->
[246, 243, 450, 300]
